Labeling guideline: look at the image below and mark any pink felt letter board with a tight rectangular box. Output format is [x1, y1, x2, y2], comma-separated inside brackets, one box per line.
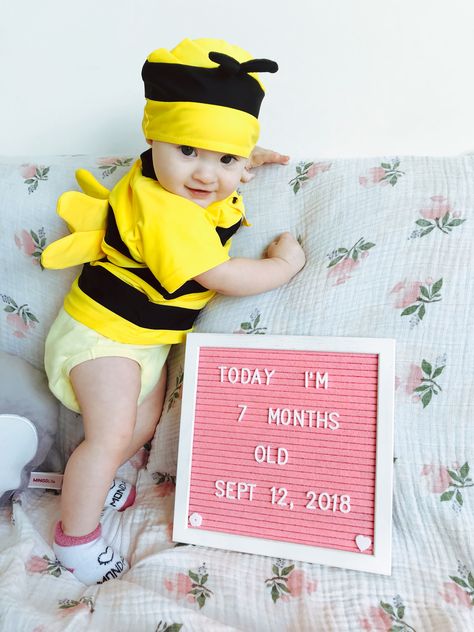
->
[173, 333, 395, 574]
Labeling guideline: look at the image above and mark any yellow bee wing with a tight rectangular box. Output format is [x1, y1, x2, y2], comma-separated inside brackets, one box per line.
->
[75, 169, 110, 200]
[41, 184, 110, 270]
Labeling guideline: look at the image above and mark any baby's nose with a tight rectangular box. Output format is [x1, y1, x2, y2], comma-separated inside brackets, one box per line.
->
[193, 163, 216, 184]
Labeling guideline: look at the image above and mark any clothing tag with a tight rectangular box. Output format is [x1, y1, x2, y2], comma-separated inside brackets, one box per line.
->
[28, 472, 63, 490]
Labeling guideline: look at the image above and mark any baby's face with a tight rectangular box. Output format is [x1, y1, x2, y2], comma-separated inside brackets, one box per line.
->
[150, 141, 247, 208]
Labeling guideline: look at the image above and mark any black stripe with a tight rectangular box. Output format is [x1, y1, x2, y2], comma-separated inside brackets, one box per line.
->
[105, 205, 133, 259]
[78, 264, 201, 331]
[216, 219, 242, 245]
[128, 267, 208, 299]
[142, 62, 264, 118]
[140, 149, 156, 180]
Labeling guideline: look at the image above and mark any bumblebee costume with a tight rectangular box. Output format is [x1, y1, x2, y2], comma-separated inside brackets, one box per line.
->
[42, 38, 278, 410]
[42, 149, 249, 345]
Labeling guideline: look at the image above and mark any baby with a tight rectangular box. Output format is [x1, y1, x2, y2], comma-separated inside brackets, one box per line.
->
[41, 38, 305, 585]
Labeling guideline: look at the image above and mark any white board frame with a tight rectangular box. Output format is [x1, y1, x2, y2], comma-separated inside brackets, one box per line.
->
[173, 333, 395, 575]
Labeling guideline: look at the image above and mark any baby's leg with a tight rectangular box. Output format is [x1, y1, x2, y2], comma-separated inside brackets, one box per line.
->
[102, 365, 168, 512]
[62, 356, 141, 535]
[55, 356, 141, 583]
[121, 362, 167, 463]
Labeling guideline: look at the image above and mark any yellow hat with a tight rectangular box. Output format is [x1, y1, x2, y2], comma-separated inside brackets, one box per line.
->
[141, 38, 278, 158]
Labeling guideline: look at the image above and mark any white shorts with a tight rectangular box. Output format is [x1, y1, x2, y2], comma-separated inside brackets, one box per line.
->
[44, 308, 171, 413]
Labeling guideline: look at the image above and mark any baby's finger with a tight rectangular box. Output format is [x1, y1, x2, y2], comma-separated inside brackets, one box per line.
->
[240, 169, 256, 183]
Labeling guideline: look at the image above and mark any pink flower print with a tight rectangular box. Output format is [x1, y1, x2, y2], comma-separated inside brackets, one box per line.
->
[97, 156, 133, 178]
[2, 296, 39, 338]
[368, 597, 415, 631]
[26, 555, 50, 573]
[152, 472, 176, 497]
[420, 195, 452, 220]
[326, 238, 375, 286]
[15, 230, 36, 256]
[20, 164, 50, 193]
[359, 160, 404, 188]
[20, 164, 38, 179]
[165, 566, 213, 608]
[390, 281, 422, 309]
[328, 256, 359, 285]
[406, 364, 423, 395]
[421, 464, 451, 493]
[97, 156, 122, 166]
[14, 227, 46, 267]
[392, 278, 443, 328]
[440, 582, 473, 608]
[411, 195, 467, 238]
[26, 554, 67, 577]
[6, 313, 30, 338]
[155, 481, 175, 498]
[307, 162, 332, 178]
[289, 161, 331, 194]
[286, 569, 317, 597]
[164, 573, 194, 602]
[58, 597, 95, 616]
[360, 606, 393, 631]
[359, 167, 388, 188]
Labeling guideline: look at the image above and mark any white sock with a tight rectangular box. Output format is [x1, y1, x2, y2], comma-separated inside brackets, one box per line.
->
[104, 479, 136, 511]
[53, 522, 129, 585]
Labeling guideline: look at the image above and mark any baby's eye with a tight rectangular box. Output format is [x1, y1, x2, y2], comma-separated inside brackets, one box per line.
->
[180, 146, 196, 156]
[220, 154, 237, 165]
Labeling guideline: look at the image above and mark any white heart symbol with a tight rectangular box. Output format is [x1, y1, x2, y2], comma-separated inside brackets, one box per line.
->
[355, 535, 372, 552]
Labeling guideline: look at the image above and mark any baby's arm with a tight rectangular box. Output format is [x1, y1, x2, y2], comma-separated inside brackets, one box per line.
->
[194, 232, 305, 296]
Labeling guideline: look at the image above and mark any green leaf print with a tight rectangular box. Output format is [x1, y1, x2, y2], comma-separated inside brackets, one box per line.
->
[400, 279, 443, 327]
[187, 564, 213, 609]
[412, 355, 445, 409]
[441, 462, 472, 512]
[378, 596, 416, 631]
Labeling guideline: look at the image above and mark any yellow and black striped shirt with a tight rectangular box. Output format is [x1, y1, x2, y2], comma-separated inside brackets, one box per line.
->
[42, 149, 249, 344]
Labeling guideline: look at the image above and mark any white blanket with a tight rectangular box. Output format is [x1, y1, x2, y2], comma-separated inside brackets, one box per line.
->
[0, 153, 473, 630]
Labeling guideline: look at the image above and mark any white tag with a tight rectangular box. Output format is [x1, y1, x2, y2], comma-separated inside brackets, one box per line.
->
[28, 472, 63, 490]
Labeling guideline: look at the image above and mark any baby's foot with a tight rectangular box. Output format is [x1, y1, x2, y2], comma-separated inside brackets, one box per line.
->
[53, 522, 129, 585]
[104, 479, 136, 511]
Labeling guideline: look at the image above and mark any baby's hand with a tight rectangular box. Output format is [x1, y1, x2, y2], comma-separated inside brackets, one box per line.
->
[267, 232, 306, 276]
[241, 145, 290, 183]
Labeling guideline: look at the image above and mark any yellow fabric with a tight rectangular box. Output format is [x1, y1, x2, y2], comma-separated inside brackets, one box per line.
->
[107, 159, 248, 293]
[41, 155, 249, 345]
[142, 38, 264, 157]
[142, 100, 260, 158]
[41, 191, 109, 269]
[75, 169, 110, 199]
[44, 308, 170, 413]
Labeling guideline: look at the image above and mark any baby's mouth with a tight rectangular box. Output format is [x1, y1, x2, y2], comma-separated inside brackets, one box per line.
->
[185, 186, 214, 198]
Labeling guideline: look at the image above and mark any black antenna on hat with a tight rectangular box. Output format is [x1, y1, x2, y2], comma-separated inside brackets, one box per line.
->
[208, 51, 278, 75]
